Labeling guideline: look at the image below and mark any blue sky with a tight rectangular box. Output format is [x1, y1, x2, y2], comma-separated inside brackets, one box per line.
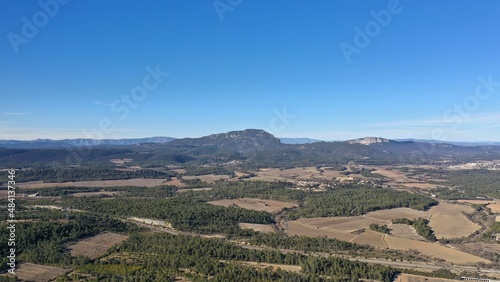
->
[1, 1, 500, 141]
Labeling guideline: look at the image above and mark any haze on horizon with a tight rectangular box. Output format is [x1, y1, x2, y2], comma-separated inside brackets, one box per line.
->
[1, 1, 500, 142]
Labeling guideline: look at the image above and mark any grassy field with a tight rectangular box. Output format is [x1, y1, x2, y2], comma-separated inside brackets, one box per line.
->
[427, 203, 481, 239]
[390, 224, 424, 241]
[8, 263, 69, 282]
[208, 198, 298, 213]
[384, 235, 489, 265]
[68, 232, 129, 259]
[239, 223, 275, 233]
[183, 174, 231, 183]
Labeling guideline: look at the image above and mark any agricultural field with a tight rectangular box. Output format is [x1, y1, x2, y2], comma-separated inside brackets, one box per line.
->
[287, 203, 487, 265]
[384, 235, 489, 265]
[250, 166, 365, 182]
[8, 263, 69, 282]
[427, 203, 481, 239]
[208, 198, 298, 213]
[350, 230, 387, 248]
[488, 202, 500, 213]
[67, 232, 129, 259]
[183, 174, 231, 183]
[364, 208, 431, 221]
[17, 178, 169, 188]
[390, 224, 424, 241]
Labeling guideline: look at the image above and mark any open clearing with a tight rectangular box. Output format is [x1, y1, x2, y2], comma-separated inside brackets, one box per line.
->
[67, 232, 128, 259]
[427, 203, 481, 239]
[488, 202, 500, 213]
[364, 208, 430, 221]
[250, 167, 366, 182]
[239, 223, 275, 233]
[384, 235, 489, 264]
[390, 224, 424, 241]
[208, 198, 298, 213]
[184, 174, 231, 183]
[350, 230, 387, 248]
[18, 178, 169, 188]
[110, 158, 132, 164]
[222, 260, 301, 273]
[394, 273, 460, 282]
[11, 263, 69, 282]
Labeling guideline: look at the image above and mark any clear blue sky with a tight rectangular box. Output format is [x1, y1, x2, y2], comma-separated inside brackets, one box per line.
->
[1, 0, 500, 141]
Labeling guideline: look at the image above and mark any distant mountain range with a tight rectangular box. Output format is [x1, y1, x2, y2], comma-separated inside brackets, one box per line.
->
[1, 132, 500, 149]
[0, 137, 176, 149]
[2, 129, 500, 168]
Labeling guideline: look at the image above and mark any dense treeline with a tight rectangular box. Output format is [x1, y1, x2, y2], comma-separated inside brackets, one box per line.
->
[60, 197, 273, 234]
[0, 213, 139, 271]
[76, 232, 397, 281]
[246, 233, 371, 253]
[392, 218, 413, 225]
[423, 169, 500, 199]
[370, 223, 390, 234]
[412, 218, 437, 242]
[289, 188, 437, 218]
[13, 167, 174, 183]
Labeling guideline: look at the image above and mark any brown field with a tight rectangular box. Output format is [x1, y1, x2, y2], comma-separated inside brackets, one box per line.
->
[162, 178, 187, 187]
[11, 263, 69, 282]
[68, 232, 128, 259]
[496, 215, 500, 222]
[488, 203, 500, 213]
[183, 174, 231, 183]
[365, 208, 431, 221]
[427, 203, 481, 239]
[208, 198, 298, 213]
[294, 216, 385, 231]
[239, 223, 275, 233]
[390, 224, 424, 241]
[0, 190, 7, 199]
[394, 273, 460, 282]
[350, 230, 387, 248]
[72, 191, 121, 197]
[385, 235, 489, 264]
[18, 178, 169, 188]
[286, 220, 357, 241]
